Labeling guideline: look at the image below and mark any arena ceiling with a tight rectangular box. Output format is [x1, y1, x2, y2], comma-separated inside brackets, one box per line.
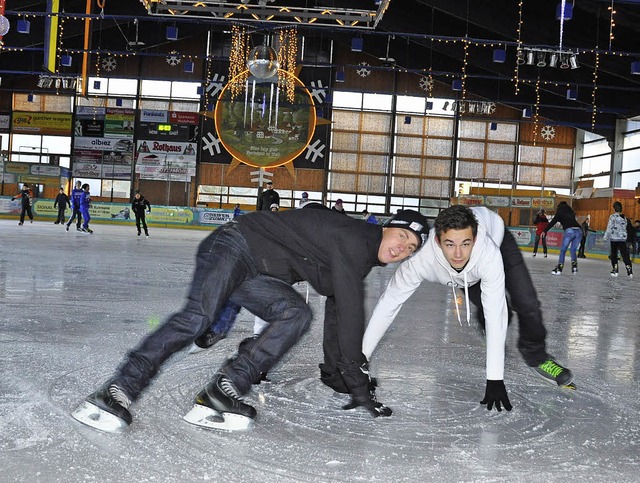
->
[2, 1, 640, 139]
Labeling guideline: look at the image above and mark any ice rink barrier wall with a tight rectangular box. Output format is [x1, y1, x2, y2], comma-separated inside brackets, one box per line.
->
[0, 196, 633, 261]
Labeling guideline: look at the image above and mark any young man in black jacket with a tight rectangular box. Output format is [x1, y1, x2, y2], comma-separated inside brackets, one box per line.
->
[256, 180, 279, 211]
[53, 188, 71, 224]
[131, 190, 151, 237]
[12, 183, 34, 225]
[72, 208, 429, 433]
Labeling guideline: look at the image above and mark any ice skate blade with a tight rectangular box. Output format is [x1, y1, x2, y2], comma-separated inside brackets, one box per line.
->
[183, 404, 253, 432]
[71, 401, 129, 434]
[187, 343, 206, 355]
[530, 367, 575, 390]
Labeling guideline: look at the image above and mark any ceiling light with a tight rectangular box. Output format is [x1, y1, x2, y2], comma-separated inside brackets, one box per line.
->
[569, 55, 579, 69]
[526, 51, 535, 65]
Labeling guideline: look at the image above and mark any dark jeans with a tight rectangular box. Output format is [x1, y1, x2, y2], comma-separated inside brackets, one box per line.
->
[135, 212, 148, 235]
[19, 203, 33, 223]
[578, 233, 587, 257]
[468, 230, 549, 367]
[67, 206, 82, 228]
[111, 223, 312, 400]
[56, 206, 67, 223]
[609, 241, 631, 267]
[533, 233, 547, 255]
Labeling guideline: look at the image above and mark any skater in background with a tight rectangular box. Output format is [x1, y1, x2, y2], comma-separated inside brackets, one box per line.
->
[577, 215, 595, 258]
[532, 209, 549, 257]
[53, 187, 71, 225]
[626, 218, 637, 258]
[256, 180, 279, 211]
[542, 201, 582, 275]
[358, 205, 574, 415]
[362, 209, 378, 225]
[71, 208, 429, 433]
[12, 183, 34, 226]
[634, 220, 640, 255]
[66, 180, 84, 232]
[79, 184, 93, 234]
[298, 191, 311, 209]
[233, 203, 242, 218]
[332, 199, 347, 215]
[603, 201, 633, 278]
[132, 190, 151, 237]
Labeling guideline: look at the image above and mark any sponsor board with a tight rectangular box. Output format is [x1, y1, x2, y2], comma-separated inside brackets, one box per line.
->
[457, 195, 485, 205]
[136, 140, 196, 156]
[140, 110, 168, 123]
[5, 162, 31, 174]
[31, 164, 61, 177]
[73, 162, 102, 178]
[169, 111, 199, 125]
[74, 137, 134, 152]
[510, 197, 532, 208]
[485, 196, 510, 207]
[509, 228, 533, 245]
[76, 106, 106, 117]
[0, 113, 10, 131]
[543, 231, 564, 247]
[199, 211, 233, 225]
[531, 198, 555, 210]
[12, 112, 73, 135]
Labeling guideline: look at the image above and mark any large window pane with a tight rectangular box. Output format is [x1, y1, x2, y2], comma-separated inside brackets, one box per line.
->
[42, 136, 72, 155]
[333, 91, 362, 109]
[171, 82, 201, 99]
[141, 80, 171, 98]
[108, 78, 138, 96]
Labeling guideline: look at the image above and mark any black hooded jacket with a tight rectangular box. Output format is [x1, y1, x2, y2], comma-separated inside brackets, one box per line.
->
[237, 209, 382, 363]
[543, 203, 580, 232]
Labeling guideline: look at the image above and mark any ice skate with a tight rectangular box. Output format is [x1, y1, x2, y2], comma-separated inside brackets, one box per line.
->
[71, 384, 133, 433]
[626, 265, 633, 278]
[610, 264, 618, 277]
[188, 331, 226, 354]
[551, 264, 563, 275]
[183, 373, 256, 431]
[532, 359, 575, 389]
[571, 261, 578, 274]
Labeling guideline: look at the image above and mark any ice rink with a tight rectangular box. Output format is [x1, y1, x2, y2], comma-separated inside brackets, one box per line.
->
[1, 218, 639, 483]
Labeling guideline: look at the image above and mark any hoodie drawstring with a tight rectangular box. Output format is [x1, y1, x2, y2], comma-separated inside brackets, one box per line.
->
[450, 271, 471, 327]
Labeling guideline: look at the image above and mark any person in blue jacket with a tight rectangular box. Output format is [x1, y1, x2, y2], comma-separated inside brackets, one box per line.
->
[79, 183, 93, 234]
[362, 209, 378, 225]
[66, 180, 84, 232]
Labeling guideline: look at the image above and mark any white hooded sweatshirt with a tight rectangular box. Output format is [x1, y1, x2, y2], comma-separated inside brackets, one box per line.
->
[362, 206, 509, 381]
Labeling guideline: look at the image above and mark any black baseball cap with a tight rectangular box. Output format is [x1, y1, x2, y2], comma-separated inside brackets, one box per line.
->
[384, 210, 430, 248]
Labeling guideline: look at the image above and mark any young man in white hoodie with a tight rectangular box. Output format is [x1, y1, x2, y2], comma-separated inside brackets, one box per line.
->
[359, 205, 573, 413]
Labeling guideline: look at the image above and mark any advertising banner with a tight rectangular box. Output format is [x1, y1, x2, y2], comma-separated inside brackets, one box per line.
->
[12, 112, 73, 135]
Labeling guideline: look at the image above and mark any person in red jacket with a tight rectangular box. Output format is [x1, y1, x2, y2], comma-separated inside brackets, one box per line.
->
[532, 209, 549, 257]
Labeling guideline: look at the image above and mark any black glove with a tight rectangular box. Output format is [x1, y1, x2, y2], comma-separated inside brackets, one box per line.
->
[337, 361, 391, 418]
[479, 379, 512, 412]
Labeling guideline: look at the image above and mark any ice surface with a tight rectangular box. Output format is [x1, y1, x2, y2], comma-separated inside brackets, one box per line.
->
[0, 220, 639, 482]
